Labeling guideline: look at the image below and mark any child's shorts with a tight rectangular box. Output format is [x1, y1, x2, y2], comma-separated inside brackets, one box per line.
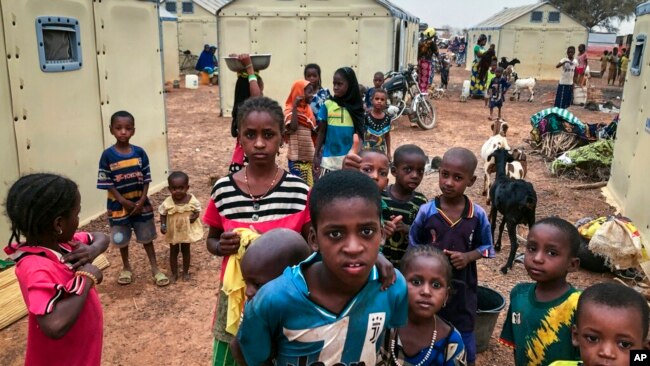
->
[489, 99, 503, 109]
[110, 219, 157, 247]
[460, 331, 477, 363]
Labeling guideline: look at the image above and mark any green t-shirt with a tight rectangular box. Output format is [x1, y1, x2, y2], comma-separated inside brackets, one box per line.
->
[381, 187, 427, 266]
[499, 283, 581, 366]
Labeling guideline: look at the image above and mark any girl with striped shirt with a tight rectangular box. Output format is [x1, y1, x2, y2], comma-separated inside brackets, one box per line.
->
[204, 96, 311, 366]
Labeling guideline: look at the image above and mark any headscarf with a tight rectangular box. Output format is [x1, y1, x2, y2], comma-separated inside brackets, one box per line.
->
[284, 80, 316, 129]
[331, 67, 365, 137]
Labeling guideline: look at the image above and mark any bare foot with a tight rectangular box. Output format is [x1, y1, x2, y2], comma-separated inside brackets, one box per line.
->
[170, 273, 178, 283]
[182, 272, 190, 282]
[487, 116, 493, 121]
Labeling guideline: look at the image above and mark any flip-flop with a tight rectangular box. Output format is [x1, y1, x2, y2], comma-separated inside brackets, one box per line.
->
[153, 272, 170, 287]
[117, 270, 133, 285]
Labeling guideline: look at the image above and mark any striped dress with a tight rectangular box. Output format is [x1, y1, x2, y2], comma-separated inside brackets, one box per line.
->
[202, 171, 311, 366]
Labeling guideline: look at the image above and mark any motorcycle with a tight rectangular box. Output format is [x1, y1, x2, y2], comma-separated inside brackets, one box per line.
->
[382, 64, 437, 130]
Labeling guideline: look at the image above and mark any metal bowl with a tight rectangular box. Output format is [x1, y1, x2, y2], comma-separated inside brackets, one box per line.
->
[223, 54, 271, 72]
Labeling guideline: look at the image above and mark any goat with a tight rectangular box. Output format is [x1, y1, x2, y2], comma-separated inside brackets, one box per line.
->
[506, 148, 527, 179]
[484, 148, 528, 198]
[480, 119, 510, 201]
[488, 148, 537, 274]
[498, 57, 520, 70]
[511, 73, 536, 102]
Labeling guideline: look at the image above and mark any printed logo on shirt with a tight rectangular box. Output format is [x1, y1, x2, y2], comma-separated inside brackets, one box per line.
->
[366, 313, 385, 344]
[512, 312, 521, 325]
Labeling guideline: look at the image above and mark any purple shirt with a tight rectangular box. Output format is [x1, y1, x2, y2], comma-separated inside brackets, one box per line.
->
[409, 196, 494, 331]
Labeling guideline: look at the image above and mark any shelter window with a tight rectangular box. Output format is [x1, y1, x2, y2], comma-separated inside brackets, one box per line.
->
[182, 2, 194, 14]
[165, 1, 177, 14]
[548, 11, 560, 22]
[530, 11, 543, 23]
[630, 34, 646, 77]
[36, 16, 82, 72]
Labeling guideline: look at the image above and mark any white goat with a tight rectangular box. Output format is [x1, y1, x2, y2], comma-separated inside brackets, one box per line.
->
[481, 119, 510, 201]
[512, 72, 536, 102]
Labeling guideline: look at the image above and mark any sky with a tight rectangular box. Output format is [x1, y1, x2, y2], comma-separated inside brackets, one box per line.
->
[390, 0, 635, 35]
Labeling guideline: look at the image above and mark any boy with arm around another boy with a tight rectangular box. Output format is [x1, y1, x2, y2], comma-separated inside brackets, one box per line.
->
[237, 170, 408, 365]
[499, 217, 582, 366]
[409, 147, 494, 366]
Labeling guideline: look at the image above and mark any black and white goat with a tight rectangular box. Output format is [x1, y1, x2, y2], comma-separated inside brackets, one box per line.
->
[488, 148, 537, 274]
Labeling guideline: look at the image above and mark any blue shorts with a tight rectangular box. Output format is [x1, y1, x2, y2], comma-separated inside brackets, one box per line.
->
[110, 219, 157, 247]
[489, 99, 503, 109]
[460, 331, 477, 363]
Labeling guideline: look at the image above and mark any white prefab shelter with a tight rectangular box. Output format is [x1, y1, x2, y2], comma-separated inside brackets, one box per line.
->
[216, 0, 419, 116]
[605, 2, 650, 241]
[0, 0, 169, 241]
[467, 2, 588, 80]
[162, 0, 227, 55]
[160, 7, 181, 82]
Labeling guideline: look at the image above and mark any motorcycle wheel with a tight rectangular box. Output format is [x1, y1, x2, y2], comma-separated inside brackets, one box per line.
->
[416, 97, 437, 130]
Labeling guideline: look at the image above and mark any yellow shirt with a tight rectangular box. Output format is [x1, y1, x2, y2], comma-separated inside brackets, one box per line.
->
[620, 55, 629, 71]
[158, 194, 203, 244]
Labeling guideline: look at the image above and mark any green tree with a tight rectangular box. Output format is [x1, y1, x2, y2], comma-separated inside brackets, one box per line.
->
[547, 0, 642, 31]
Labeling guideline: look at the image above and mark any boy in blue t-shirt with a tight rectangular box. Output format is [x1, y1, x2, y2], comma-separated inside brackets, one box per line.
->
[365, 71, 385, 110]
[237, 170, 408, 365]
[409, 147, 495, 366]
[97, 111, 168, 286]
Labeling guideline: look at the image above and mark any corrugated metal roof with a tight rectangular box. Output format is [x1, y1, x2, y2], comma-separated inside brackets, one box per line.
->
[159, 6, 178, 21]
[215, 0, 418, 22]
[376, 0, 419, 23]
[637, 1, 650, 16]
[470, 1, 547, 30]
[193, 0, 230, 15]
[588, 32, 617, 44]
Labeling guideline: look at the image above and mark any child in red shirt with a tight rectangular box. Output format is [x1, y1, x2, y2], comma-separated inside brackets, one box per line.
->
[4, 173, 108, 366]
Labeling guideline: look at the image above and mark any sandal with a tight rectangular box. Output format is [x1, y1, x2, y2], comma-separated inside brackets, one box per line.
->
[117, 270, 133, 285]
[153, 272, 170, 287]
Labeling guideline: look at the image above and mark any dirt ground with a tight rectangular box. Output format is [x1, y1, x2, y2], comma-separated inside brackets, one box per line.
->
[0, 66, 624, 366]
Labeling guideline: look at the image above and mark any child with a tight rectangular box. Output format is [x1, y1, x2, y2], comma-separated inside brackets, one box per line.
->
[619, 49, 629, 87]
[488, 67, 509, 121]
[229, 228, 312, 364]
[382, 145, 428, 267]
[284, 79, 317, 186]
[237, 169, 408, 364]
[439, 53, 450, 89]
[379, 246, 466, 365]
[363, 88, 392, 156]
[304, 63, 331, 116]
[342, 137, 403, 241]
[575, 44, 588, 86]
[409, 147, 495, 366]
[158, 171, 202, 282]
[203, 96, 312, 366]
[484, 60, 497, 107]
[229, 53, 263, 173]
[499, 217, 582, 366]
[314, 67, 365, 176]
[365, 71, 385, 109]
[4, 173, 109, 366]
[600, 50, 609, 77]
[554, 46, 578, 109]
[550, 282, 650, 366]
[608, 47, 619, 85]
[97, 110, 169, 286]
